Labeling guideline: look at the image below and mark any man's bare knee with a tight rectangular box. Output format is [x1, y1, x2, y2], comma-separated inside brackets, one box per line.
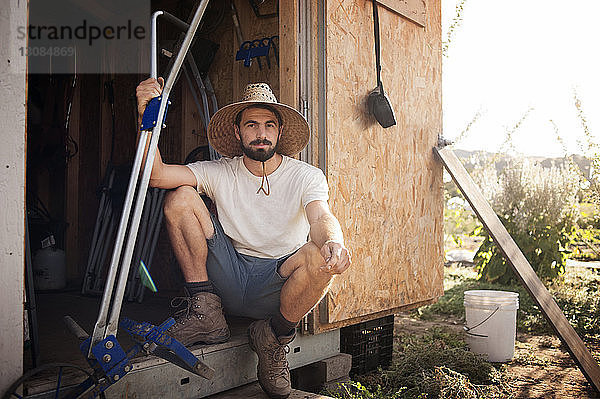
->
[164, 187, 213, 235]
[279, 241, 325, 279]
[301, 242, 334, 282]
[300, 242, 322, 265]
[165, 186, 203, 217]
[164, 186, 215, 239]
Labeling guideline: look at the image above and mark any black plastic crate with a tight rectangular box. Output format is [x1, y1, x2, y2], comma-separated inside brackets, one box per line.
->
[340, 315, 394, 375]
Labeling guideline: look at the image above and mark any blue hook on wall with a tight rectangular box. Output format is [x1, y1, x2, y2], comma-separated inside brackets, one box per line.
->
[235, 36, 278, 69]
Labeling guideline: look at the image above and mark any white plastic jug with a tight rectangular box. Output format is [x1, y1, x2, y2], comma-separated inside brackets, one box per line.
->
[33, 247, 67, 290]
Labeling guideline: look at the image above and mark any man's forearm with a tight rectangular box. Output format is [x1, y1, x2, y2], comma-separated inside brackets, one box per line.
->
[309, 213, 344, 249]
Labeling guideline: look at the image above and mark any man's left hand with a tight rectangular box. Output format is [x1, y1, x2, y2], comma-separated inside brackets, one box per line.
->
[320, 241, 351, 275]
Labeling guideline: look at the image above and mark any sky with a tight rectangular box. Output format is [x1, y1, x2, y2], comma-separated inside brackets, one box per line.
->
[442, 0, 600, 157]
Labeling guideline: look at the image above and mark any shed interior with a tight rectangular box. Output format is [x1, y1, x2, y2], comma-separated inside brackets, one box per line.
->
[25, 0, 285, 372]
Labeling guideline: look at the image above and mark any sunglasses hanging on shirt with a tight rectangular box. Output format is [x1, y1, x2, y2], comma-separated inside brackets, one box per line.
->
[367, 0, 397, 129]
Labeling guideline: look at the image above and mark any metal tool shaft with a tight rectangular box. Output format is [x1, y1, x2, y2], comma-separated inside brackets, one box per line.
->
[105, 0, 210, 339]
[151, 11, 191, 78]
[89, 0, 210, 354]
[89, 131, 149, 356]
[186, 54, 210, 130]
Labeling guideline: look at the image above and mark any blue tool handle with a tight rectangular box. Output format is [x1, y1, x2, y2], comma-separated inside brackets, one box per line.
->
[141, 96, 171, 131]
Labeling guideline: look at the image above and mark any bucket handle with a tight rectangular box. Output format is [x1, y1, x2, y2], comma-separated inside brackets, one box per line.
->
[464, 306, 500, 338]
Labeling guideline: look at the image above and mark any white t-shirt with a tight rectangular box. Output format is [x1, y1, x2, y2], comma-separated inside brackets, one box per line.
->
[186, 155, 329, 259]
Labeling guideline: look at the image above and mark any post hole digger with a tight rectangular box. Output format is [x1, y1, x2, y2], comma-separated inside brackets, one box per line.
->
[14, 2, 216, 398]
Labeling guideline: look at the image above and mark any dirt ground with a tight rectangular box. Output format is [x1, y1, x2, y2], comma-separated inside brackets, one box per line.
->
[395, 313, 600, 399]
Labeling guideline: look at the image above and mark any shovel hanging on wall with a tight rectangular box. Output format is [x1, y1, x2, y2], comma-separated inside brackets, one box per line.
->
[367, 0, 397, 128]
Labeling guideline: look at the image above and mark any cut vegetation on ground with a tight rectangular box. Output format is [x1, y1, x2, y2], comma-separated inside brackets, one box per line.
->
[324, 265, 600, 399]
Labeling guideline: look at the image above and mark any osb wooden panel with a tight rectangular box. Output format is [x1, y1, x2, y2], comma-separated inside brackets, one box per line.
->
[377, 0, 426, 27]
[322, 0, 443, 326]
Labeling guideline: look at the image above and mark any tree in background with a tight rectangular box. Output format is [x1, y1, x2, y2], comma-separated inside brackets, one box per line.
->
[474, 160, 580, 284]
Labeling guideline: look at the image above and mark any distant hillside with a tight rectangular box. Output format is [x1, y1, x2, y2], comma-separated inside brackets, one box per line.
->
[453, 149, 591, 179]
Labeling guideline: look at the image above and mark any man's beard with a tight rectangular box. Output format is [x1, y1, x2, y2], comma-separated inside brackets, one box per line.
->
[241, 138, 278, 162]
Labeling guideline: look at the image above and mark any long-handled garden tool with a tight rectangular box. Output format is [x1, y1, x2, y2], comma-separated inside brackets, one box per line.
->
[61, 3, 216, 397]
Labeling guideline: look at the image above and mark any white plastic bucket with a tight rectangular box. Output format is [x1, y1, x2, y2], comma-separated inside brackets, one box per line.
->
[464, 290, 519, 362]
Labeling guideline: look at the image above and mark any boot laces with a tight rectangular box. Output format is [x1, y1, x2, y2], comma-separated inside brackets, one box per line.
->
[170, 296, 193, 320]
[270, 344, 290, 379]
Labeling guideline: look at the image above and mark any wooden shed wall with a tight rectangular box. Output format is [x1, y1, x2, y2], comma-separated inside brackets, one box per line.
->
[318, 0, 444, 327]
[181, 0, 281, 161]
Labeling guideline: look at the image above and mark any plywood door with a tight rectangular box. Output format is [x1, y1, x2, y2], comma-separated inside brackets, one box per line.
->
[317, 0, 443, 330]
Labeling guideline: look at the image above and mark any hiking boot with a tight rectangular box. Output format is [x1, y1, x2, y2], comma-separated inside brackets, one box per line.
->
[247, 319, 295, 399]
[167, 291, 230, 346]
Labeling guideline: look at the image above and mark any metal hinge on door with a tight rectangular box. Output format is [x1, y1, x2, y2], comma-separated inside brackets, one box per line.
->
[301, 98, 309, 119]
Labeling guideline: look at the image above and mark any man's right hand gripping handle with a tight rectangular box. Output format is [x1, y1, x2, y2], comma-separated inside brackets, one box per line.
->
[134, 77, 197, 190]
[135, 77, 164, 128]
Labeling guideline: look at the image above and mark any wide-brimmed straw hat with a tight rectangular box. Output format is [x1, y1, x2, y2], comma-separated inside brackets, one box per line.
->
[207, 83, 309, 158]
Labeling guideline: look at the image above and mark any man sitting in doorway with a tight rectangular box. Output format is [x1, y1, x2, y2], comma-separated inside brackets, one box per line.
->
[136, 79, 351, 399]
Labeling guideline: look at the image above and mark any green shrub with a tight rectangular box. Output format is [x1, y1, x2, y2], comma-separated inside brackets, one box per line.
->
[473, 160, 580, 284]
[444, 205, 480, 248]
[545, 268, 600, 339]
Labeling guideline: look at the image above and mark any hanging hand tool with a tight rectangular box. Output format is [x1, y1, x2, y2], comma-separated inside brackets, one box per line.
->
[183, 53, 222, 160]
[367, 0, 396, 128]
[231, 1, 259, 69]
[235, 36, 279, 68]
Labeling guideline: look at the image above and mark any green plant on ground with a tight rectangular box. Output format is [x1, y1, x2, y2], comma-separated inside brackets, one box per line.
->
[443, 175, 483, 253]
[546, 268, 600, 340]
[577, 202, 600, 228]
[473, 160, 580, 284]
[324, 327, 512, 399]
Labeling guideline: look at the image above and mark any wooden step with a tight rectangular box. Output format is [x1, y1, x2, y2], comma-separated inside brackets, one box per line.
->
[207, 381, 335, 399]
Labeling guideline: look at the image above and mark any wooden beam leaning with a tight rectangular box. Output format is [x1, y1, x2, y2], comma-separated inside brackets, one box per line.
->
[434, 146, 600, 393]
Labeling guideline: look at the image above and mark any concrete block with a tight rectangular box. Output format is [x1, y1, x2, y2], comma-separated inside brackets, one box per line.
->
[291, 353, 352, 392]
[317, 353, 352, 382]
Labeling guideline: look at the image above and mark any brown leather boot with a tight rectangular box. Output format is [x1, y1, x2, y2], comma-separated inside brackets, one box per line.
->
[248, 319, 295, 399]
[167, 291, 230, 346]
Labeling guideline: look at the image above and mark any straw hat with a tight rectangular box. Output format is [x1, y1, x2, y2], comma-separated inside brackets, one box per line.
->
[207, 83, 309, 158]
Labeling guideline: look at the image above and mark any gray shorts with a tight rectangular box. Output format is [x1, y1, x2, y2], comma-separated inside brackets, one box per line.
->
[206, 214, 293, 320]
